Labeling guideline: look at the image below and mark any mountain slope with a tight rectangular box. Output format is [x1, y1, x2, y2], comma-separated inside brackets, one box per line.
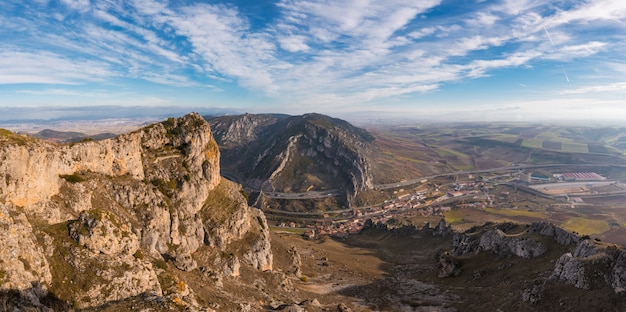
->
[0, 113, 274, 310]
[208, 113, 375, 207]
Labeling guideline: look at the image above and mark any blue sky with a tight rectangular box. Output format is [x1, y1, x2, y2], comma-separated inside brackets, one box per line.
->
[1, 0, 625, 121]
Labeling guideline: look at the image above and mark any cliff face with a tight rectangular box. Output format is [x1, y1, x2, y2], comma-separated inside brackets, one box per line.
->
[209, 113, 374, 204]
[0, 113, 272, 309]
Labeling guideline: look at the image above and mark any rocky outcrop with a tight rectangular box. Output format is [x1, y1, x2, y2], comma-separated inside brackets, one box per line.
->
[0, 113, 274, 309]
[287, 246, 302, 278]
[433, 219, 452, 237]
[479, 229, 546, 258]
[451, 232, 480, 256]
[69, 210, 139, 256]
[0, 203, 52, 306]
[438, 252, 461, 278]
[550, 253, 588, 289]
[608, 249, 626, 294]
[529, 221, 580, 246]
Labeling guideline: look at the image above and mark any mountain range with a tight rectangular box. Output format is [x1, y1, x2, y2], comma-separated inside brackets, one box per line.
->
[1, 113, 625, 311]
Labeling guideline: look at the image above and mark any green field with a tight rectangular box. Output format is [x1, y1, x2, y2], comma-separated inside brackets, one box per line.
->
[483, 207, 548, 219]
[560, 218, 610, 235]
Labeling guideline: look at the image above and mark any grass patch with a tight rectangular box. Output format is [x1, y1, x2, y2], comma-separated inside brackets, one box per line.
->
[0, 128, 32, 146]
[561, 142, 589, 153]
[436, 148, 468, 158]
[269, 226, 307, 234]
[488, 134, 519, 144]
[561, 218, 610, 235]
[201, 179, 242, 224]
[60, 173, 84, 183]
[443, 210, 466, 224]
[521, 139, 543, 149]
[483, 207, 548, 219]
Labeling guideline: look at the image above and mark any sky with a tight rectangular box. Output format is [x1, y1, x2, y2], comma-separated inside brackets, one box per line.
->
[1, 0, 626, 122]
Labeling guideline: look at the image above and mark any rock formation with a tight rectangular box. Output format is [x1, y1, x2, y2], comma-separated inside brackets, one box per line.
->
[0, 113, 273, 309]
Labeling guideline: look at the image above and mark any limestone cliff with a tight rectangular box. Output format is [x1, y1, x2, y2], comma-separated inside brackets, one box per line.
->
[0, 113, 273, 309]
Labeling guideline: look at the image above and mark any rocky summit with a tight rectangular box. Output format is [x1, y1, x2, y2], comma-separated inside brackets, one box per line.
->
[0, 113, 272, 310]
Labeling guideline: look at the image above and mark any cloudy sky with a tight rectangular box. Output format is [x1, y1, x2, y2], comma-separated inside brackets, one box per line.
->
[1, 0, 625, 121]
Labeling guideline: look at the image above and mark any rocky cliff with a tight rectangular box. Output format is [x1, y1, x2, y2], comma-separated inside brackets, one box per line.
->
[0, 113, 273, 310]
[208, 113, 374, 207]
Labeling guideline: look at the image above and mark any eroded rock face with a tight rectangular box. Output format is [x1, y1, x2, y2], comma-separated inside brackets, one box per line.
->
[451, 232, 480, 256]
[69, 210, 139, 256]
[529, 221, 579, 246]
[573, 239, 599, 258]
[0, 203, 52, 303]
[438, 252, 461, 278]
[479, 229, 546, 258]
[550, 253, 588, 289]
[607, 249, 626, 294]
[0, 113, 274, 308]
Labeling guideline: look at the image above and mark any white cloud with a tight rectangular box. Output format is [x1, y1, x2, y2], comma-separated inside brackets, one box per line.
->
[61, 0, 90, 12]
[408, 27, 436, 39]
[0, 50, 114, 84]
[561, 82, 626, 94]
[278, 35, 310, 52]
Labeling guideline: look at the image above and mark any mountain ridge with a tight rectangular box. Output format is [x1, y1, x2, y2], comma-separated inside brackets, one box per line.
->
[208, 113, 375, 210]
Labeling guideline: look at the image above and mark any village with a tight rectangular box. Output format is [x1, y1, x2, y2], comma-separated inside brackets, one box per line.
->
[274, 174, 499, 238]
[271, 168, 626, 239]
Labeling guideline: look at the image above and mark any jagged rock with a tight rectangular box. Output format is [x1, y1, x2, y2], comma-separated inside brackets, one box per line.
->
[215, 254, 240, 277]
[433, 219, 452, 237]
[242, 209, 273, 271]
[451, 233, 480, 256]
[81, 257, 162, 308]
[573, 239, 599, 258]
[288, 246, 302, 277]
[550, 253, 588, 289]
[337, 302, 352, 312]
[173, 253, 198, 271]
[608, 250, 626, 293]
[529, 221, 580, 246]
[479, 229, 546, 258]
[438, 252, 461, 278]
[69, 210, 139, 256]
[0, 204, 52, 305]
[522, 283, 544, 304]
[0, 113, 275, 308]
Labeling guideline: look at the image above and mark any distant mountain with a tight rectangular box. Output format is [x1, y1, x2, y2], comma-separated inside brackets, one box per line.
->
[207, 113, 375, 207]
[28, 129, 117, 143]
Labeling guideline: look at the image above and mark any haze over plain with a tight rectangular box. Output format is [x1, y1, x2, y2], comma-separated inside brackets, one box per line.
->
[1, 0, 625, 121]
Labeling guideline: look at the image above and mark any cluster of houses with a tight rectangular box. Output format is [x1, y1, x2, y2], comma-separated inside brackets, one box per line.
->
[301, 189, 457, 239]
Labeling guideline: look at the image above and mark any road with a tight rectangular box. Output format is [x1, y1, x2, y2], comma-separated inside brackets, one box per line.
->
[225, 163, 623, 202]
[372, 163, 578, 190]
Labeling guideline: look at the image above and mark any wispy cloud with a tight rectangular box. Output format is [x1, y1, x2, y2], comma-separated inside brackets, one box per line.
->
[562, 82, 626, 94]
[0, 50, 114, 84]
[0, 0, 625, 115]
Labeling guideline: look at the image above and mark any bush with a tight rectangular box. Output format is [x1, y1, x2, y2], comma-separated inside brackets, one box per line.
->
[60, 173, 84, 183]
[133, 250, 144, 260]
[154, 259, 168, 270]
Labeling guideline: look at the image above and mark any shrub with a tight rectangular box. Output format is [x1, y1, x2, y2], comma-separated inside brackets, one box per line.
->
[155, 259, 168, 270]
[60, 173, 84, 183]
[133, 250, 144, 260]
